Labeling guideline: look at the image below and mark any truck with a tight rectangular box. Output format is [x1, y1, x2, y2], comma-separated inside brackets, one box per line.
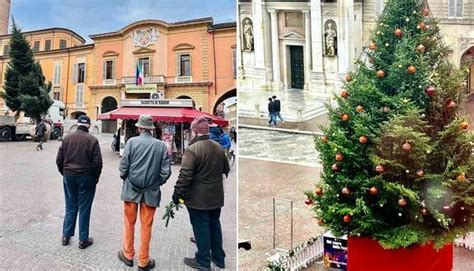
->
[0, 100, 65, 142]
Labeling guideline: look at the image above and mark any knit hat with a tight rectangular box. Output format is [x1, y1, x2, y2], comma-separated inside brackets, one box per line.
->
[191, 116, 209, 135]
[77, 115, 91, 125]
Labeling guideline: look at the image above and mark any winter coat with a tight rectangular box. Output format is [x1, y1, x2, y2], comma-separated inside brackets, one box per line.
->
[56, 126, 103, 179]
[220, 133, 232, 149]
[268, 101, 276, 113]
[209, 126, 222, 142]
[35, 121, 47, 137]
[119, 132, 172, 207]
[273, 99, 281, 112]
[174, 135, 230, 210]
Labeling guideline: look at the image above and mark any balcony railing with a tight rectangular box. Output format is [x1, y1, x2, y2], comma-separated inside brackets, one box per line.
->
[121, 75, 165, 84]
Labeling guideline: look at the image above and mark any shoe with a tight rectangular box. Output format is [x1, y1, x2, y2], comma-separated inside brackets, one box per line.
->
[184, 257, 210, 271]
[62, 236, 70, 246]
[137, 258, 155, 271]
[211, 258, 225, 269]
[118, 251, 133, 267]
[78, 237, 93, 249]
[36, 146, 39, 151]
[190, 237, 196, 243]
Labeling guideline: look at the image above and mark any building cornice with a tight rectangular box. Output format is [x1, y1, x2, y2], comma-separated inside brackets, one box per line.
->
[0, 27, 86, 43]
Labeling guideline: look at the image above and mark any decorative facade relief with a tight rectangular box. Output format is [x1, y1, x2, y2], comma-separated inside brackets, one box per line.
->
[130, 27, 159, 48]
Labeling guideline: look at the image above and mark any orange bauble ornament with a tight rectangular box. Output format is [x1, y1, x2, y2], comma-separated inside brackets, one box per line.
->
[317, 219, 324, 226]
[321, 135, 329, 143]
[356, 105, 364, 113]
[340, 89, 349, 98]
[402, 142, 412, 153]
[370, 186, 378, 196]
[394, 28, 403, 37]
[460, 121, 469, 130]
[335, 153, 344, 161]
[343, 214, 352, 223]
[447, 100, 457, 109]
[315, 187, 323, 196]
[359, 135, 368, 144]
[345, 75, 353, 82]
[417, 44, 426, 54]
[416, 169, 425, 177]
[305, 198, 313, 205]
[398, 198, 407, 207]
[376, 70, 385, 78]
[422, 8, 430, 16]
[407, 65, 417, 74]
[375, 165, 385, 174]
[418, 22, 426, 31]
[369, 41, 377, 50]
[341, 114, 350, 121]
[457, 173, 467, 182]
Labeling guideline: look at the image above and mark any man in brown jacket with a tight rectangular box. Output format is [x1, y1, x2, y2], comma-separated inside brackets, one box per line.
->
[56, 115, 102, 249]
[173, 116, 230, 270]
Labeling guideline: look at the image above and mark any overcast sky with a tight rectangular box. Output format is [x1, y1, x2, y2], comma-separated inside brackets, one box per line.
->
[10, 0, 236, 43]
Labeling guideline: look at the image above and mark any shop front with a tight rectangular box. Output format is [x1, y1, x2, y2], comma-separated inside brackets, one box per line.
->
[98, 99, 228, 163]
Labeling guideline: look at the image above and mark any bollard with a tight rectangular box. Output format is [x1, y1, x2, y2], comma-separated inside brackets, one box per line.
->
[255, 103, 260, 118]
[296, 106, 303, 122]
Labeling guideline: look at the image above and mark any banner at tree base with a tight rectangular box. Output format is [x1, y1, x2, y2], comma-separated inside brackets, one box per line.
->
[323, 231, 347, 270]
[347, 237, 453, 271]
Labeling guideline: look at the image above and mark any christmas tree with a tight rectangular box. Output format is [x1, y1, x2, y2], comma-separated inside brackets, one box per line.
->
[306, 0, 473, 249]
[1, 20, 52, 122]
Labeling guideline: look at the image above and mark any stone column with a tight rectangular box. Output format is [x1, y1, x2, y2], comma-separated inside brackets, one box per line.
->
[303, 10, 311, 90]
[253, 0, 265, 69]
[337, 0, 354, 78]
[269, 8, 281, 89]
[310, 0, 323, 73]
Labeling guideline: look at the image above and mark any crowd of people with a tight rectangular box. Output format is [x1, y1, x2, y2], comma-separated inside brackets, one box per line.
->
[55, 114, 231, 271]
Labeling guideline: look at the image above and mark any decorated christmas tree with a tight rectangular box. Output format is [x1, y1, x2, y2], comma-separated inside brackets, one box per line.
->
[306, 0, 473, 249]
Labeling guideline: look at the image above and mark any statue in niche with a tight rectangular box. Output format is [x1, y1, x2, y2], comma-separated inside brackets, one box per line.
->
[242, 18, 254, 52]
[324, 20, 337, 56]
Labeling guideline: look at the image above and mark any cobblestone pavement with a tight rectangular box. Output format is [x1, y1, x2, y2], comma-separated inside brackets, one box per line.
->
[238, 127, 320, 167]
[238, 158, 323, 270]
[0, 134, 236, 270]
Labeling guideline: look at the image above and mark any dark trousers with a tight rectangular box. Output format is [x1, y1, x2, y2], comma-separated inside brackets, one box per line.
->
[62, 175, 96, 241]
[37, 135, 46, 149]
[187, 207, 226, 268]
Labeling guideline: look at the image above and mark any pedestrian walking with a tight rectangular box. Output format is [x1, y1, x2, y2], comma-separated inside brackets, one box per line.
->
[229, 126, 237, 143]
[35, 118, 47, 151]
[56, 115, 102, 249]
[173, 116, 230, 271]
[118, 114, 172, 271]
[268, 97, 277, 127]
[272, 95, 284, 122]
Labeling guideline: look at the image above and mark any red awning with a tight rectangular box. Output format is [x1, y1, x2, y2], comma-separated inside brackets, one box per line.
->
[97, 107, 229, 126]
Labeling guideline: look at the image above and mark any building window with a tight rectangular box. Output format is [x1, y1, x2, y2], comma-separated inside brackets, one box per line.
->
[45, 40, 52, 51]
[375, 0, 385, 16]
[103, 60, 115, 80]
[178, 54, 191, 76]
[33, 41, 40, 52]
[3, 45, 10, 56]
[138, 57, 150, 77]
[448, 0, 463, 18]
[232, 48, 236, 79]
[75, 85, 84, 108]
[53, 64, 61, 85]
[53, 91, 60, 101]
[59, 39, 67, 49]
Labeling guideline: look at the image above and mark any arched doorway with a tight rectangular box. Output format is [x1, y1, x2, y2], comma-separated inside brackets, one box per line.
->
[213, 88, 237, 126]
[177, 95, 196, 109]
[70, 111, 86, 119]
[461, 47, 474, 127]
[101, 96, 118, 133]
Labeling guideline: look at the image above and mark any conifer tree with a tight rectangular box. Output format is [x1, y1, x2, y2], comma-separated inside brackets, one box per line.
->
[1, 20, 52, 122]
[306, 0, 473, 249]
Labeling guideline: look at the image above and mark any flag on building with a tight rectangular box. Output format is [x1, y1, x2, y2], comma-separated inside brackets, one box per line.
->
[136, 63, 143, 86]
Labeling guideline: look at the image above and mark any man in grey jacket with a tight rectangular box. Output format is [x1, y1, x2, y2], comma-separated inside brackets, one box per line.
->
[118, 115, 171, 271]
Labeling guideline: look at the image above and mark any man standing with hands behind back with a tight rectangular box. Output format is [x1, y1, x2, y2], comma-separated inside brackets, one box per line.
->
[56, 115, 102, 249]
[173, 116, 230, 271]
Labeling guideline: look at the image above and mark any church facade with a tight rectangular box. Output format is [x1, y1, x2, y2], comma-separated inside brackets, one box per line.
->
[238, 0, 474, 98]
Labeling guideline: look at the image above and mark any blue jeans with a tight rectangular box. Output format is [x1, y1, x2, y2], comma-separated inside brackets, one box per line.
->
[187, 207, 226, 269]
[274, 112, 284, 121]
[62, 175, 96, 241]
[268, 113, 277, 126]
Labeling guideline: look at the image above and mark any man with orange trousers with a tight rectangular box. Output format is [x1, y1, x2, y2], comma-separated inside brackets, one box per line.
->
[118, 115, 172, 270]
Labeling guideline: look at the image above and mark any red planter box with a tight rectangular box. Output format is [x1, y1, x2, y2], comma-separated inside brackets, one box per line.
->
[347, 237, 453, 271]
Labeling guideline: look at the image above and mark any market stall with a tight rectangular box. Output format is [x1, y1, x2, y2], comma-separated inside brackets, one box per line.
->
[98, 99, 228, 161]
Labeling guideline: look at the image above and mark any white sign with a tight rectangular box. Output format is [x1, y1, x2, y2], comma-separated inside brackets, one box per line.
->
[130, 27, 159, 48]
[121, 99, 194, 108]
[125, 84, 157, 93]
